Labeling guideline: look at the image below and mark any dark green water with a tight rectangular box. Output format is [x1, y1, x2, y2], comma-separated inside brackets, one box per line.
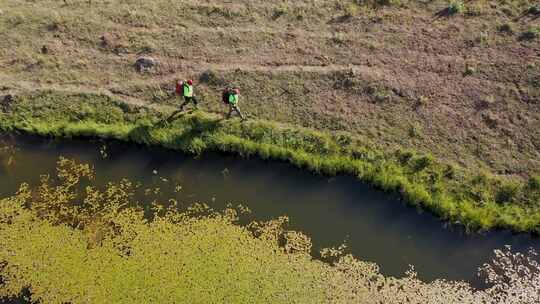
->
[0, 133, 538, 287]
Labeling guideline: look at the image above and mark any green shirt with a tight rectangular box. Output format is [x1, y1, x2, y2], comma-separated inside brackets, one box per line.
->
[183, 84, 193, 97]
[228, 93, 239, 105]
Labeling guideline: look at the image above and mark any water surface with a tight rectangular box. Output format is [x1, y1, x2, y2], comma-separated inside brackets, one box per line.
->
[1, 133, 538, 286]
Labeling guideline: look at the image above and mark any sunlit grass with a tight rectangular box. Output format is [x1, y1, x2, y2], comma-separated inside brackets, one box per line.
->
[0, 91, 539, 233]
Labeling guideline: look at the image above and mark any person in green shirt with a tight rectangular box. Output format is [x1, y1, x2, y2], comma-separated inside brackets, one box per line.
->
[178, 79, 198, 111]
[226, 88, 245, 120]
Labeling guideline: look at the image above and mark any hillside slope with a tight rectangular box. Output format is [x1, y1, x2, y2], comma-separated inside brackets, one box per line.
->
[1, 0, 539, 176]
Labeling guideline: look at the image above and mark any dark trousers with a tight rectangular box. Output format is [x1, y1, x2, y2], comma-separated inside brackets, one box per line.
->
[227, 104, 245, 120]
[179, 96, 198, 110]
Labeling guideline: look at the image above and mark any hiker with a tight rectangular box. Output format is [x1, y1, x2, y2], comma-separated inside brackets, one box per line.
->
[225, 87, 245, 120]
[176, 79, 198, 111]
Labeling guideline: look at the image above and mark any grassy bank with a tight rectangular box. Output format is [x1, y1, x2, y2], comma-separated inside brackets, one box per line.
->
[1, 158, 536, 303]
[0, 91, 539, 232]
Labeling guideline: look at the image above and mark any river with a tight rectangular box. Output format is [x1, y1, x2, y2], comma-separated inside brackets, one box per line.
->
[1, 133, 538, 287]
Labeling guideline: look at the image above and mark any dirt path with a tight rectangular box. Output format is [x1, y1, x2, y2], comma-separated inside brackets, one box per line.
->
[0, 60, 386, 105]
[0, 76, 166, 111]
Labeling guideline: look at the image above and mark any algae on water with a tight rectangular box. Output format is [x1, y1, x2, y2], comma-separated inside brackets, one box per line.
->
[0, 158, 539, 303]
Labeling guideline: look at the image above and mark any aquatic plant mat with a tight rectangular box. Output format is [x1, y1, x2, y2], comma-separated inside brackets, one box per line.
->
[0, 91, 539, 233]
[1, 157, 539, 303]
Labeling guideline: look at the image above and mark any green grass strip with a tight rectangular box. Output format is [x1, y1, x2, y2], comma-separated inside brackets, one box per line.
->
[1, 90, 539, 232]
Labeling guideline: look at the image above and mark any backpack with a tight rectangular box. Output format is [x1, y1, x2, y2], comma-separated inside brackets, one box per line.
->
[175, 81, 184, 96]
[222, 88, 231, 104]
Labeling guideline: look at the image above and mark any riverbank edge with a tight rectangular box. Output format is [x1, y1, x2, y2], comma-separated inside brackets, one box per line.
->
[1, 90, 539, 233]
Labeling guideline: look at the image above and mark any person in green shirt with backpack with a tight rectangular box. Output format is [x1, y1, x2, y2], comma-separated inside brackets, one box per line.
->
[225, 87, 245, 120]
[176, 79, 198, 111]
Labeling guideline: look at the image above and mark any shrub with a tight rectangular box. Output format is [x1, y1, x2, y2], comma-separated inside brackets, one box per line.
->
[205, 6, 241, 18]
[292, 7, 306, 21]
[448, 1, 465, 15]
[353, 0, 401, 8]
[198, 70, 227, 86]
[186, 137, 207, 155]
[401, 181, 432, 206]
[495, 181, 522, 204]
[7, 12, 26, 27]
[330, 32, 347, 45]
[443, 165, 456, 179]
[497, 23, 514, 34]
[464, 64, 476, 76]
[332, 70, 363, 92]
[366, 85, 391, 103]
[95, 105, 124, 124]
[416, 96, 430, 107]
[334, 133, 352, 148]
[526, 176, 540, 205]
[413, 155, 434, 172]
[397, 149, 415, 164]
[465, 3, 485, 16]
[520, 27, 539, 41]
[343, 3, 359, 17]
[482, 95, 496, 107]
[528, 176, 540, 191]
[476, 31, 490, 46]
[272, 6, 288, 19]
[376, 0, 401, 6]
[408, 123, 423, 138]
[527, 6, 539, 16]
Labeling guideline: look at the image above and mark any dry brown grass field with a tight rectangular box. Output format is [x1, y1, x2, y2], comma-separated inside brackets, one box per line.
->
[1, 0, 539, 176]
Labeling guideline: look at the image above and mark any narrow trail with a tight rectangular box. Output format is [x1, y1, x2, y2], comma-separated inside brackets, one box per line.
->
[147, 62, 387, 89]
[0, 76, 166, 111]
[0, 76, 235, 121]
[204, 63, 378, 74]
[0, 61, 385, 104]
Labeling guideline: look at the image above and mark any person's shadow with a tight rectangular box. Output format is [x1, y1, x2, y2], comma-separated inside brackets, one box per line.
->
[128, 109, 223, 147]
[154, 109, 195, 128]
[162, 109, 184, 124]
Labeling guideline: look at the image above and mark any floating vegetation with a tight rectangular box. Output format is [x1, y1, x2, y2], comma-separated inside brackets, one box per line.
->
[174, 184, 183, 193]
[221, 168, 230, 178]
[0, 159, 538, 303]
[99, 143, 108, 159]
